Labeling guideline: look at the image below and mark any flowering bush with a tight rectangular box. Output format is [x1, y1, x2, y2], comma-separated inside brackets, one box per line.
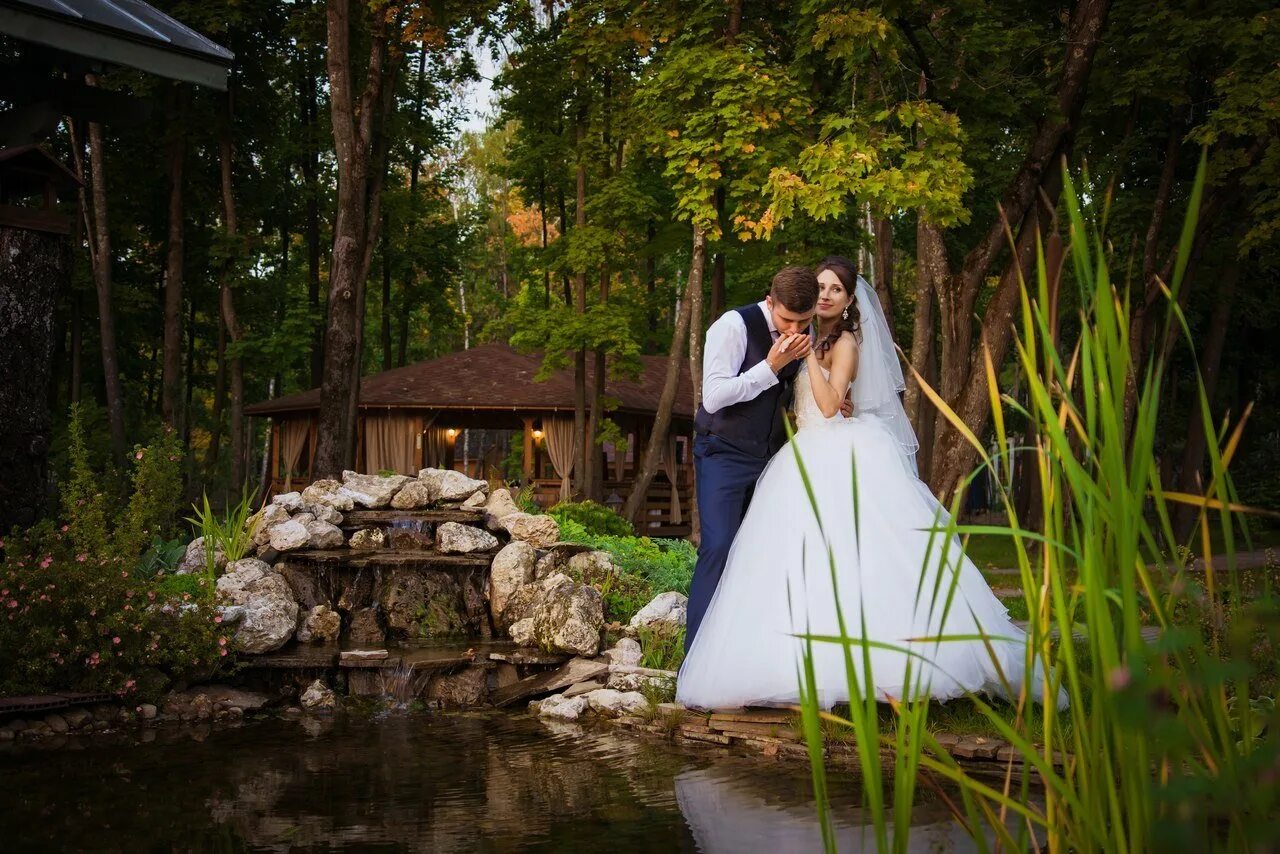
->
[0, 410, 225, 698]
[0, 524, 225, 697]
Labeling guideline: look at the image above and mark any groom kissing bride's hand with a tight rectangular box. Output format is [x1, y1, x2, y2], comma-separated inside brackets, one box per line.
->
[765, 331, 812, 374]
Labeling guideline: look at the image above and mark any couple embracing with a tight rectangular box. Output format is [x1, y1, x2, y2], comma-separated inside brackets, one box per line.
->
[676, 257, 1063, 711]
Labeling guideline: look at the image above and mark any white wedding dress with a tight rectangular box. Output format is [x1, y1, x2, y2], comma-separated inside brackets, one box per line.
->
[677, 281, 1063, 712]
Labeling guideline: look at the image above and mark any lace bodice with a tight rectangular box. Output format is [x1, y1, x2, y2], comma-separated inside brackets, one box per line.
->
[793, 364, 843, 430]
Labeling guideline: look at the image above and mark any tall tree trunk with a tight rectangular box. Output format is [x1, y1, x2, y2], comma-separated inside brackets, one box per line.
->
[1173, 255, 1242, 540]
[872, 216, 894, 321]
[380, 211, 392, 371]
[219, 124, 246, 491]
[205, 319, 227, 471]
[645, 219, 657, 346]
[69, 288, 82, 405]
[161, 87, 186, 427]
[571, 114, 590, 498]
[624, 226, 703, 522]
[398, 46, 427, 368]
[709, 188, 726, 321]
[182, 297, 196, 447]
[922, 0, 1110, 500]
[73, 105, 127, 465]
[301, 41, 325, 389]
[314, 0, 401, 477]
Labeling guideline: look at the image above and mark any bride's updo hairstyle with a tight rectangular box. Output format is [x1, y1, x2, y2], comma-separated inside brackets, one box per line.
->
[814, 255, 862, 356]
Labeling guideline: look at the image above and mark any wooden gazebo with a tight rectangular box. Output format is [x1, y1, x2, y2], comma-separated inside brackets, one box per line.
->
[246, 343, 695, 537]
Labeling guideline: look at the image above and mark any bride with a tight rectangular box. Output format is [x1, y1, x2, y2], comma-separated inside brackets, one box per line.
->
[677, 256, 1063, 711]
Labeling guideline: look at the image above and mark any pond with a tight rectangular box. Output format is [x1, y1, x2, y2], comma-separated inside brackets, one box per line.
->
[0, 712, 984, 852]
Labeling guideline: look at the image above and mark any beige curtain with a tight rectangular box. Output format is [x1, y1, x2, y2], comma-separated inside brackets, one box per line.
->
[661, 433, 682, 525]
[609, 439, 626, 482]
[544, 416, 576, 501]
[363, 413, 418, 475]
[425, 425, 453, 469]
[280, 418, 310, 490]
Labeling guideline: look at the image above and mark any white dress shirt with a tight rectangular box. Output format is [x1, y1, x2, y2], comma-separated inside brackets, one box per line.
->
[701, 301, 780, 414]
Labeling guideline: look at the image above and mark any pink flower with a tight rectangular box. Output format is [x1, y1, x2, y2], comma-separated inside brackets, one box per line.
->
[121, 571, 129, 578]
[6, 600, 16, 609]
[125, 679, 136, 689]
[39, 556, 52, 569]
[135, 450, 144, 460]
[76, 553, 87, 563]
[112, 636, 121, 645]
[147, 592, 155, 601]
[1107, 666, 1131, 692]
[60, 525, 69, 533]
[214, 615, 222, 624]
[218, 637, 227, 646]
[219, 649, 228, 657]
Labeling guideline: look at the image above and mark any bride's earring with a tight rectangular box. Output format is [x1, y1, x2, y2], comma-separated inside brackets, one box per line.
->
[841, 306, 849, 320]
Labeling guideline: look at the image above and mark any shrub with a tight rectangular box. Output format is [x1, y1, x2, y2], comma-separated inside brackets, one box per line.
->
[637, 623, 685, 671]
[0, 522, 225, 698]
[0, 414, 224, 698]
[549, 500, 635, 537]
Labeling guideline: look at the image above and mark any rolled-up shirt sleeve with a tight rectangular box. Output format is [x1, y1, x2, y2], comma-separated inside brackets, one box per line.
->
[701, 310, 779, 414]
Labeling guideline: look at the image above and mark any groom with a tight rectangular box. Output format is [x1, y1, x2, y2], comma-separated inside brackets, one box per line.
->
[685, 266, 821, 652]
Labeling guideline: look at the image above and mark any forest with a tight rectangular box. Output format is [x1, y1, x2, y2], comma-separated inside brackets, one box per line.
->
[26, 0, 1280, 538]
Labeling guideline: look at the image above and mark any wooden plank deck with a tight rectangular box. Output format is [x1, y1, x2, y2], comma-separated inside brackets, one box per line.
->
[0, 691, 113, 715]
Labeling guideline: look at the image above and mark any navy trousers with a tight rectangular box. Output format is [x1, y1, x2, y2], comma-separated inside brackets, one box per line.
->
[684, 432, 769, 652]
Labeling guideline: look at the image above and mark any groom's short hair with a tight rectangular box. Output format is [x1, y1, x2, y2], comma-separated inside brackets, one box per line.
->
[770, 266, 820, 312]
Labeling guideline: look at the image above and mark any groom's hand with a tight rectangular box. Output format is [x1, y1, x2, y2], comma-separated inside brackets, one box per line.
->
[840, 392, 854, 418]
[767, 333, 811, 373]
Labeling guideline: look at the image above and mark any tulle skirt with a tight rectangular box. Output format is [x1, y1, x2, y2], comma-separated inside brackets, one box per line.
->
[676, 415, 1064, 711]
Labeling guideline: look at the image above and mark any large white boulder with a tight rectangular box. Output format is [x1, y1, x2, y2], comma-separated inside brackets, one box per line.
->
[305, 520, 344, 550]
[339, 470, 412, 509]
[584, 688, 649, 718]
[300, 479, 355, 512]
[536, 694, 589, 721]
[602, 637, 643, 667]
[418, 468, 489, 503]
[530, 575, 604, 657]
[271, 491, 305, 512]
[489, 541, 537, 623]
[249, 503, 291, 546]
[501, 512, 560, 547]
[215, 559, 299, 654]
[390, 480, 435, 509]
[176, 536, 226, 576]
[483, 487, 522, 531]
[268, 519, 311, 552]
[436, 521, 498, 554]
[629, 591, 688, 630]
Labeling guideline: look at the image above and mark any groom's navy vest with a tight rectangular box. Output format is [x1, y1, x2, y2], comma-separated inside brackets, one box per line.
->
[694, 304, 801, 458]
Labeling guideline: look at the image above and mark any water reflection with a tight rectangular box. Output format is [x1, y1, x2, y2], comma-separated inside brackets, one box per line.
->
[0, 712, 984, 852]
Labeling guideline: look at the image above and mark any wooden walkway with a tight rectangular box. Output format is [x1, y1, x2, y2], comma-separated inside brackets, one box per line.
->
[0, 691, 112, 715]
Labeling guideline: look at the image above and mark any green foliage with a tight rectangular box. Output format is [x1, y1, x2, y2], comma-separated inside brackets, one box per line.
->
[186, 491, 256, 577]
[552, 515, 694, 623]
[798, 161, 1280, 850]
[548, 500, 635, 537]
[0, 418, 224, 698]
[0, 522, 225, 698]
[637, 623, 686, 671]
[114, 427, 186, 561]
[61, 403, 113, 559]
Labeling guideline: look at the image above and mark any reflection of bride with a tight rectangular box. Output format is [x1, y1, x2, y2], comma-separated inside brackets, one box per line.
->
[675, 765, 983, 853]
[677, 256, 1064, 712]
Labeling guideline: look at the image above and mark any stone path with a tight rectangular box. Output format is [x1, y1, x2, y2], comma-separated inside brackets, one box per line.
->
[606, 706, 1069, 779]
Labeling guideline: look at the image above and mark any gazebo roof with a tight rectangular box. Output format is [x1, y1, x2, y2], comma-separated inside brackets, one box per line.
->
[0, 0, 234, 89]
[246, 343, 696, 420]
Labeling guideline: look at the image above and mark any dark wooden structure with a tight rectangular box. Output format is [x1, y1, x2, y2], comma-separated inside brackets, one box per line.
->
[246, 344, 696, 537]
[0, 0, 231, 532]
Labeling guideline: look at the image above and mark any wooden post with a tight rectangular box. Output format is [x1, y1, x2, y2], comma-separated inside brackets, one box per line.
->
[522, 416, 535, 482]
[270, 420, 281, 491]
